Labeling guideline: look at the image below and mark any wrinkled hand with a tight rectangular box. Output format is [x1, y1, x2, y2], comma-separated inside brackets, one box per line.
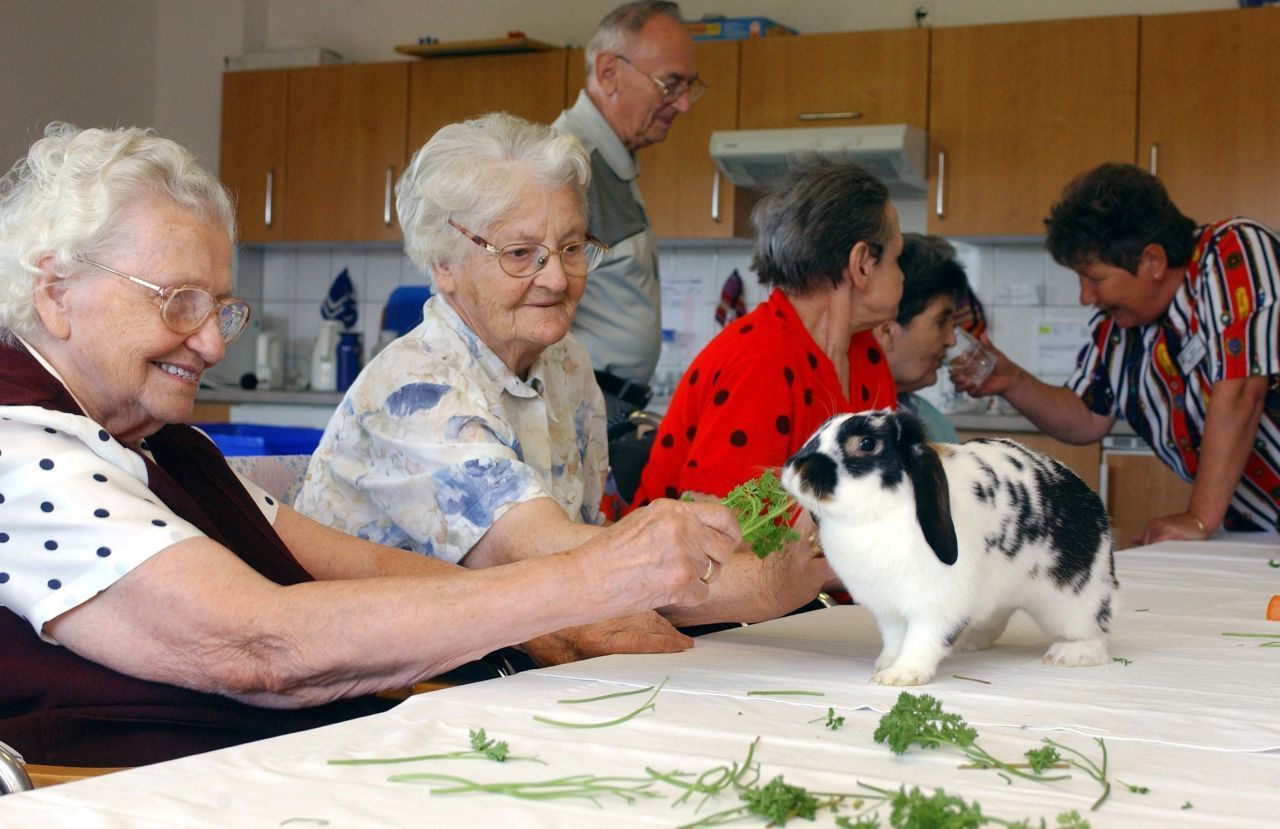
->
[950, 333, 1019, 398]
[756, 511, 838, 619]
[1135, 511, 1212, 546]
[582, 498, 741, 614]
[520, 612, 692, 667]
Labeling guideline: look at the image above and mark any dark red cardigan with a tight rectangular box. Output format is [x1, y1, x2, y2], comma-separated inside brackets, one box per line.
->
[0, 342, 391, 765]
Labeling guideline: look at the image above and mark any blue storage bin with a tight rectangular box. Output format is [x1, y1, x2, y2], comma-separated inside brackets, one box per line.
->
[382, 285, 432, 336]
[197, 423, 326, 456]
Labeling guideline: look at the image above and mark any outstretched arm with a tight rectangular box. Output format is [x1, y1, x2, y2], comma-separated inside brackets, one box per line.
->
[1138, 375, 1268, 544]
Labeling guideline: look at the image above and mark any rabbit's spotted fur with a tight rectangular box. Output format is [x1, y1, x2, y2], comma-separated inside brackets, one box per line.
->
[782, 409, 1118, 686]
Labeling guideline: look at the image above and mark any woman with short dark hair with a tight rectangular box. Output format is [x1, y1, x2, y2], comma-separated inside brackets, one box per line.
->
[632, 157, 903, 504]
[956, 162, 1280, 544]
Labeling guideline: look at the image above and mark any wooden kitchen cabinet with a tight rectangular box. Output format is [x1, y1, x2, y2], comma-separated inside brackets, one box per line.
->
[1139, 6, 1280, 229]
[407, 51, 568, 152]
[957, 429, 1101, 493]
[928, 16, 1139, 236]
[284, 62, 407, 242]
[639, 41, 754, 239]
[737, 29, 928, 130]
[219, 70, 288, 243]
[566, 43, 753, 239]
[1103, 450, 1194, 550]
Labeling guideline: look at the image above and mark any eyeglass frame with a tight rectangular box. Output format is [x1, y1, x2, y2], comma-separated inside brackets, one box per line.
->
[72, 254, 252, 344]
[612, 53, 708, 104]
[447, 219, 609, 279]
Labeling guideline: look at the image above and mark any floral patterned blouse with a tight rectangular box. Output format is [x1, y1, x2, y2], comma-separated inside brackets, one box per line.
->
[295, 295, 608, 563]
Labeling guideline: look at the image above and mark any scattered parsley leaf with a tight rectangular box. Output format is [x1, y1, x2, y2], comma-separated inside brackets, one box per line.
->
[1112, 656, 1132, 666]
[534, 678, 667, 728]
[1181, 801, 1194, 809]
[808, 707, 846, 730]
[1268, 559, 1279, 568]
[557, 684, 653, 705]
[1024, 745, 1063, 773]
[741, 775, 821, 824]
[328, 728, 540, 766]
[873, 692, 977, 753]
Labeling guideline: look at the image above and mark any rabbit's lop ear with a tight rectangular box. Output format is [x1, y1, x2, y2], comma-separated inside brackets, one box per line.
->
[897, 414, 958, 566]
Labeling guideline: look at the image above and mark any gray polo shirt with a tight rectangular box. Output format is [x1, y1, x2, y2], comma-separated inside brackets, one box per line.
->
[553, 91, 661, 385]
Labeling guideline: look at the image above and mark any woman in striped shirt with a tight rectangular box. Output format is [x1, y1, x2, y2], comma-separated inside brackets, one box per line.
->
[953, 163, 1280, 545]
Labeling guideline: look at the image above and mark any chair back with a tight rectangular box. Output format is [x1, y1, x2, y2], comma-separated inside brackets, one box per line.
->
[225, 454, 311, 506]
[0, 740, 33, 795]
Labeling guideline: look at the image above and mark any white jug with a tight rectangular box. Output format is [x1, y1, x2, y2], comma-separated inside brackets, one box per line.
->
[254, 330, 285, 390]
[310, 320, 342, 392]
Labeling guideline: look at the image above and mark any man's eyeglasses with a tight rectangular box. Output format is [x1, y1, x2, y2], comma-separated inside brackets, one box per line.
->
[448, 219, 608, 279]
[74, 255, 251, 344]
[614, 53, 708, 104]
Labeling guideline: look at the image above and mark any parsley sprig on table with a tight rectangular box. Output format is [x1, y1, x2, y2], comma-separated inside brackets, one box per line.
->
[691, 470, 800, 559]
[327, 728, 541, 766]
[873, 693, 1070, 785]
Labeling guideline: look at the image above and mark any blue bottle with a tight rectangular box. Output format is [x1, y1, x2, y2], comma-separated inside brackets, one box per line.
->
[336, 331, 363, 391]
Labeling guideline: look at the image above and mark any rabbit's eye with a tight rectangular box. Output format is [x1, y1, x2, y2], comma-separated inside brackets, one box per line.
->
[857, 436, 880, 454]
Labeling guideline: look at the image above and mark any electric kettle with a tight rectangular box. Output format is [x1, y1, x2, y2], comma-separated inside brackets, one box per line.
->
[310, 320, 342, 391]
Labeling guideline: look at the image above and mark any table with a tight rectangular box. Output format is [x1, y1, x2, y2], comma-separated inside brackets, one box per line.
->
[3, 538, 1278, 827]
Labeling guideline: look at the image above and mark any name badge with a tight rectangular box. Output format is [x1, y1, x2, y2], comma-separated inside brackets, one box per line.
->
[1177, 331, 1208, 375]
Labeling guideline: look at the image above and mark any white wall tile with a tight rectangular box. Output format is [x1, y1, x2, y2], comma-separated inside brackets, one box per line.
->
[366, 248, 406, 299]
[987, 304, 1043, 373]
[994, 246, 1047, 287]
[262, 250, 296, 301]
[294, 249, 334, 304]
[1043, 257, 1081, 306]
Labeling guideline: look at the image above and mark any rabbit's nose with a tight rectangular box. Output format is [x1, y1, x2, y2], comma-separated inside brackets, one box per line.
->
[789, 453, 838, 501]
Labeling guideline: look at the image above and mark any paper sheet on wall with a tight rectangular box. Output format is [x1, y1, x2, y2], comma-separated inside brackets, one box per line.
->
[660, 273, 710, 352]
[1032, 318, 1092, 377]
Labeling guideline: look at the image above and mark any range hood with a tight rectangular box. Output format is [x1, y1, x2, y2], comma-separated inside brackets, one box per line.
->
[710, 124, 928, 196]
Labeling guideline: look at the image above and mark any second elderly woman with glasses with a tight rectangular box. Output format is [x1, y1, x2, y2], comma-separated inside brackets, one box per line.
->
[297, 113, 833, 666]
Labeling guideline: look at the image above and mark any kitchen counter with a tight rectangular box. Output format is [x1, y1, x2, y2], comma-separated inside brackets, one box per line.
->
[200, 389, 1138, 439]
[198, 387, 345, 406]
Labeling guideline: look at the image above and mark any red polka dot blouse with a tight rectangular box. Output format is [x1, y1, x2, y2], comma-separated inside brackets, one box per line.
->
[631, 288, 897, 506]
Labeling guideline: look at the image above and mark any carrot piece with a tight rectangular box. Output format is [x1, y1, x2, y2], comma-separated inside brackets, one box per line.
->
[1268, 595, 1280, 621]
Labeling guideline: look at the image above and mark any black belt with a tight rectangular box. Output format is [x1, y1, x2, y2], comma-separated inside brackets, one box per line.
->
[594, 370, 652, 409]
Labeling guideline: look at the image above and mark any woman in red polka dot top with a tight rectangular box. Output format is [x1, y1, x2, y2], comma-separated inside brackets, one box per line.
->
[633, 158, 903, 505]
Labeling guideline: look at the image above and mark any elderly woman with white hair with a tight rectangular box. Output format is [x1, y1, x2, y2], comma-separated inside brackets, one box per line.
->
[297, 113, 831, 665]
[0, 123, 739, 767]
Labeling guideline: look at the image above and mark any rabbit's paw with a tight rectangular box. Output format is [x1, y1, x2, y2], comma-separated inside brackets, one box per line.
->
[1043, 638, 1109, 667]
[870, 663, 936, 686]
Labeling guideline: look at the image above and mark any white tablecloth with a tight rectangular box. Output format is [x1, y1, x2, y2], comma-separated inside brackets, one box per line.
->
[3, 539, 1279, 827]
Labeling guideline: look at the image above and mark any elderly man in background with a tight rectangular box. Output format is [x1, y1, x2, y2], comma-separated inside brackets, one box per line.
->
[554, 0, 704, 428]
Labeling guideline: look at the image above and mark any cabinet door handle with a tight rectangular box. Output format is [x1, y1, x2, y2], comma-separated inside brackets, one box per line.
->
[935, 150, 946, 218]
[383, 165, 394, 227]
[264, 169, 274, 228]
[797, 111, 862, 121]
[710, 168, 721, 223]
[1148, 143, 1159, 176]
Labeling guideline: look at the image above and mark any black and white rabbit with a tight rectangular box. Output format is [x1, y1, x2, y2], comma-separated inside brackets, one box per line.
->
[781, 409, 1118, 686]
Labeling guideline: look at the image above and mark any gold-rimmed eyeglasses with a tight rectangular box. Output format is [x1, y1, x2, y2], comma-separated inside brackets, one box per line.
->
[448, 219, 608, 279]
[74, 255, 252, 344]
[614, 53, 708, 104]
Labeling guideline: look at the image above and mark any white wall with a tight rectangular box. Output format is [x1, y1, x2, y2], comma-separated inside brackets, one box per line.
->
[0, 0, 158, 172]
